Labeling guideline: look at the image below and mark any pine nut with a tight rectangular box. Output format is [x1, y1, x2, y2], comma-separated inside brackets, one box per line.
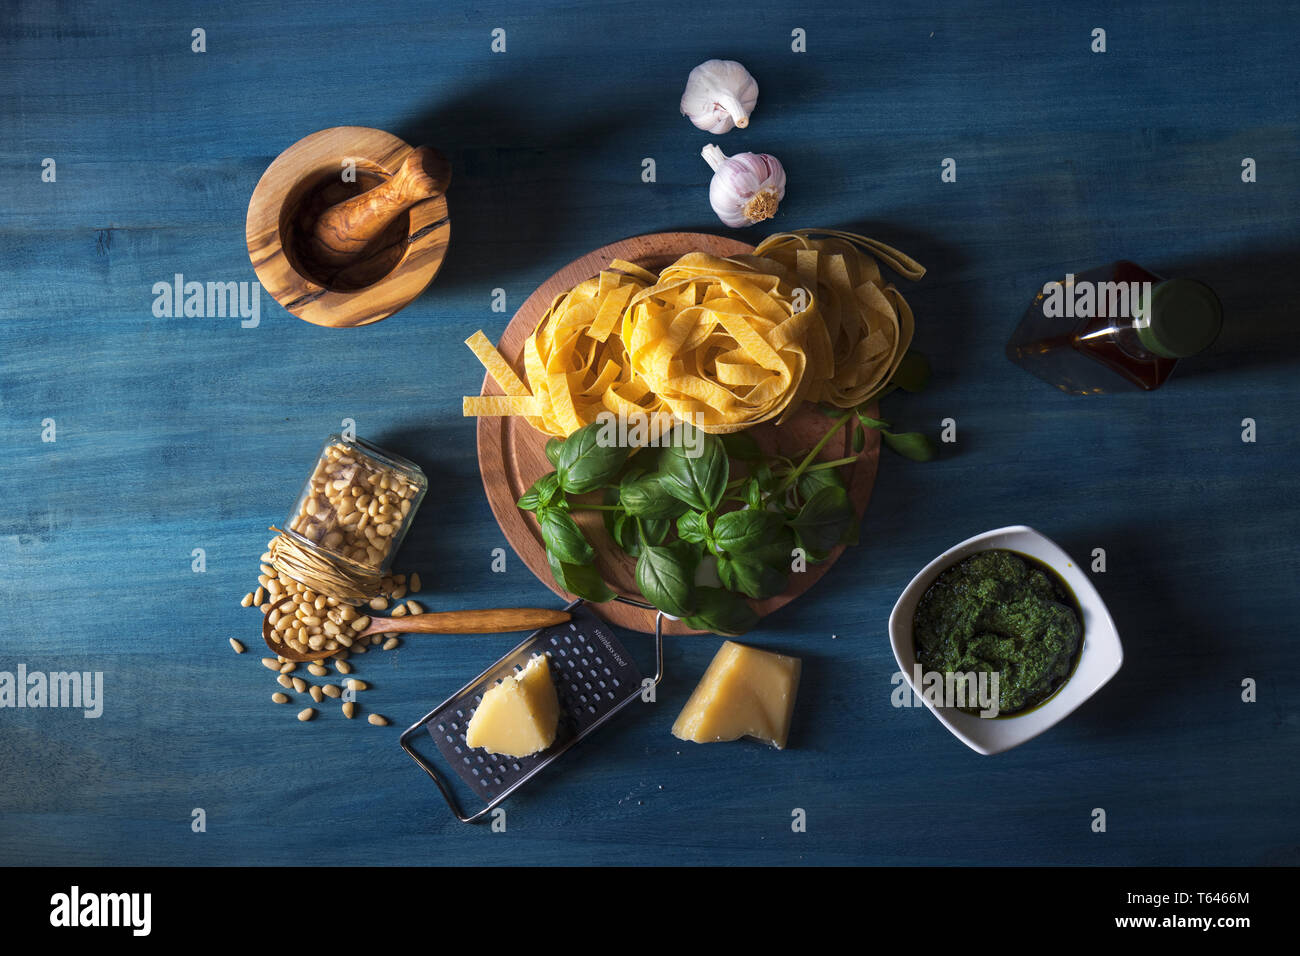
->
[368, 596, 388, 611]
[277, 675, 294, 689]
[229, 638, 245, 654]
[347, 679, 367, 691]
[383, 637, 400, 651]
[272, 692, 289, 704]
[261, 658, 281, 671]
[323, 684, 341, 699]
[309, 686, 323, 703]
[410, 572, 421, 593]
[279, 662, 296, 674]
[391, 584, 407, 600]
[343, 702, 356, 719]
[351, 615, 371, 631]
[368, 714, 389, 726]
[391, 605, 407, 618]
[336, 660, 352, 674]
[308, 663, 328, 677]
[254, 587, 266, 605]
[406, 600, 423, 615]
[298, 708, 316, 722]
[370, 634, 381, 645]
[241, 592, 254, 608]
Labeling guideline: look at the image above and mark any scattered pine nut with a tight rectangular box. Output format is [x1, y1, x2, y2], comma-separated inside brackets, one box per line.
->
[308, 663, 328, 677]
[335, 660, 352, 674]
[298, 708, 316, 722]
[382, 637, 400, 651]
[292, 677, 307, 693]
[405, 600, 423, 615]
[391, 604, 407, 618]
[391, 585, 408, 601]
[322, 684, 341, 699]
[351, 615, 370, 632]
[346, 679, 367, 692]
[279, 662, 296, 674]
[343, 702, 356, 719]
[410, 572, 421, 593]
[370, 634, 381, 645]
[368, 714, 389, 726]
[241, 592, 255, 608]
[272, 692, 290, 704]
[254, 586, 266, 605]
[309, 686, 324, 703]
[260, 657, 281, 671]
[229, 638, 245, 654]
[277, 674, 294, 689]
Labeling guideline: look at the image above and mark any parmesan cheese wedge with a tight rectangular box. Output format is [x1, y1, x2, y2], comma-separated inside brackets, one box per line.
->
[465, 654, 560, 758]
[671, 641, 801, 749]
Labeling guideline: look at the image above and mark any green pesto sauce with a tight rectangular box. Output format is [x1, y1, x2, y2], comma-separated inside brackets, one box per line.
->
[913, 549, 1082, 716]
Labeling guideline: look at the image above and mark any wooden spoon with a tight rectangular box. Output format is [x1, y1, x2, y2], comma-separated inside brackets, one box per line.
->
[305, 145, 451, 271]
[262, 597, 570, 663]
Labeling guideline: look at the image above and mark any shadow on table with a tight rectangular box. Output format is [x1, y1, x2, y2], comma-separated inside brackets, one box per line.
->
[1161, 245, 1300, 381]
[1053, 524, 1225, 737]
[396, 73, 628, 296]
[368, 419, 485, 576]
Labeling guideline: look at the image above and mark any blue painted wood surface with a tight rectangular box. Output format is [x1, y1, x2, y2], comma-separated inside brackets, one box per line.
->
[2, 0, 1297, 866]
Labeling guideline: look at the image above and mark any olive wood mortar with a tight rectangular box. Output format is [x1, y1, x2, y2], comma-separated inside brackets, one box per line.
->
[246, 126, 451, 327]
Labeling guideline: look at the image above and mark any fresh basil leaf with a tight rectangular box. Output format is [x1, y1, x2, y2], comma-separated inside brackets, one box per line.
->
[796, 465, 845, 504]
[659, 425, 728, 513]
[547, 551, 615, 603]
[609, 512, 643, 558]
[852, 423, 866, 453]
[752, 461, 780, 496]
[721, 432, 762, 462]
[890, 350, 931, 393]
[713, 509, 786, 559]
[638, 516, 671, 547]
[620, 473, 689, 519]
[517, 472, 561, 512]
[636, 544, 698, 618]
[544, 437, 564, 468]
[539, 509, 595, 565]
[676, 510, 711, 545]
[788, 486, 855, 555]
[883, 430, 937, 462]
[742, 476, 764, 511]
[717, 556, 788, 601]
[856, 411, 891, 431]
[555, 422, 630, 494]
[684, 587, 759, 636]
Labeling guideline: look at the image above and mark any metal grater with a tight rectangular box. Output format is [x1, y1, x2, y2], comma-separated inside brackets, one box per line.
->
[400, 600, 664, 823]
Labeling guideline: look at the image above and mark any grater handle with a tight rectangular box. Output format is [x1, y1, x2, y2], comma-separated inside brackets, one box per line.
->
[368, 608, 571, 635]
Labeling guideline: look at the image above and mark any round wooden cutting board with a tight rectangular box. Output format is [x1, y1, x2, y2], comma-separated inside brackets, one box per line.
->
[476, 232, 881, 635]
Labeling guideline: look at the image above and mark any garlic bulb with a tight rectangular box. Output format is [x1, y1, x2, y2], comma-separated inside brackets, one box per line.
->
[680, 59, 759, 134]
[701, 145, 786, 228]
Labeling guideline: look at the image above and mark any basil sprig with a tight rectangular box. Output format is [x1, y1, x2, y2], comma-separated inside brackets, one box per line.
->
[515, 355, 933, 635]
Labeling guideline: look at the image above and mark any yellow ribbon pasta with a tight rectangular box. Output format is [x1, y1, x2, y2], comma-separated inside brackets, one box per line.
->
[463, 231, 924, 438]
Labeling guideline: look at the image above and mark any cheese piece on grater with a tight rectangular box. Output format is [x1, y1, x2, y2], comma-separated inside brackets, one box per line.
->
[465, 654, 560, 758]
[671, 641, 801, 749]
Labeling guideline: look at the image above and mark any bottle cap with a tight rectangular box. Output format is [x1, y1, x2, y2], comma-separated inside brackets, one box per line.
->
[1135, 279, 1223, 358]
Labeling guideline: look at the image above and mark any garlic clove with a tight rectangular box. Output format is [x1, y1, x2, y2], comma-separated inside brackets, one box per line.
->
[680, 59, 759, 134]
[702, 144, 786, 228]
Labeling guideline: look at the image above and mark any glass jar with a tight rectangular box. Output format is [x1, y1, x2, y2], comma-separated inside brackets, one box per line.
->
[283, 435, 428, 578]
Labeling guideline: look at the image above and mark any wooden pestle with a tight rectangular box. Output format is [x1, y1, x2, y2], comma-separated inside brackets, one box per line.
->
[306, 146, 451, 271]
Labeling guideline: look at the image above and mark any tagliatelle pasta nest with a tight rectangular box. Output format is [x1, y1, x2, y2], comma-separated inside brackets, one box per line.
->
[462, 230, 924, 438]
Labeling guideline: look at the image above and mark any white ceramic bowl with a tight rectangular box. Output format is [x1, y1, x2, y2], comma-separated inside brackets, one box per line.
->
[888, 525, 1123, 755]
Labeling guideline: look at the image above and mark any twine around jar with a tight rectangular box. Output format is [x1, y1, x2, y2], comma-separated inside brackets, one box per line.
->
[268, 527, 384, 603]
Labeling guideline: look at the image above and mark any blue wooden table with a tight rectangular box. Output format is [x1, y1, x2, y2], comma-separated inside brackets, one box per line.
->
[2, 0, 1297, 866]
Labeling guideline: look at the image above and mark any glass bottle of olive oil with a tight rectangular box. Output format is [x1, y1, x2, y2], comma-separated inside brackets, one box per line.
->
[1006, 262, 1222, 394]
